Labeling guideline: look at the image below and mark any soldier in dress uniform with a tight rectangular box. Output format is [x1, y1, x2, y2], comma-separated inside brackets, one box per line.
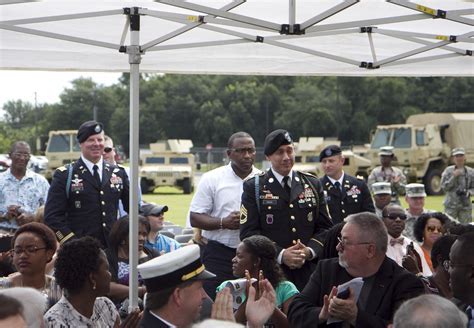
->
[372, 182, 392, 219]
[44, 121, 129, 247]
[240, 129, 333, 291]
[319, 145, 374, 224]
[368, 146, 407, 205]
[441, 147, 474, 223]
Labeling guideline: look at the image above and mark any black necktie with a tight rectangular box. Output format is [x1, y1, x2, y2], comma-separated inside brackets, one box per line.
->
[93, 164, 101, 185]
[282, 176, 291, 197]
[334, 181, 343, 197]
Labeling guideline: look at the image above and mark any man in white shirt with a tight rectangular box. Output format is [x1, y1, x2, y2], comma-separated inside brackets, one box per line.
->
[190, 131, 259, 299]
[382, 204, 431, 276]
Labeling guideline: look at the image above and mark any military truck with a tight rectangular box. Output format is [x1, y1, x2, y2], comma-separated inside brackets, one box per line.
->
[140, 139, 196, 194]
[44, 130, 80, 181]
[366, 113, 474, 195]
[293, 137, 372, 179]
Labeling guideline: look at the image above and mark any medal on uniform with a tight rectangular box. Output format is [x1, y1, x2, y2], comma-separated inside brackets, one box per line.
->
[304, 187, 314, 198]
[266, 214, 274, 225]
[268, 178, 274, 183]
[71, 177, 84, 192]
[75, 201, 81, 208]
[307, 212, 313, 222]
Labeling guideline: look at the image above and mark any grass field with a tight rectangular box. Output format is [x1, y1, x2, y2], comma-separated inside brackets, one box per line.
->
[143, 187, 448, 228]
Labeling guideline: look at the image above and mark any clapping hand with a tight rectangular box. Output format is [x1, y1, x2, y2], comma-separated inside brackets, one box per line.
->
[212, 287, 236, 322]
[245, 272, 276, 328]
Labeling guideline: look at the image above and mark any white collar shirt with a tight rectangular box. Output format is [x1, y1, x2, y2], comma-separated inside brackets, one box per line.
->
[327, 171, 345, 188]
[81, 155, 104, 181]
[271, 168, 294, 187]
[385, 234, 432, 276]
[190, 163, 260, 248]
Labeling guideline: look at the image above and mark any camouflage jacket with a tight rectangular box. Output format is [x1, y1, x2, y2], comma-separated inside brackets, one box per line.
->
[441, 165, 474, 208]
[368, 166, 407, 202]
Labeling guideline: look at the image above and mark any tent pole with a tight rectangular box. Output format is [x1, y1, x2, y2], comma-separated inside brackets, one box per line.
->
[127, 6, 142, 312]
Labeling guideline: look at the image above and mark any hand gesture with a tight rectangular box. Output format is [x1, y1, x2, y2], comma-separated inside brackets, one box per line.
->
[212, 287, 236, 322]
[453, 168, 463, 177]
[328, 287, 358, 325]
[223, 211, 241, 230]
[402, 243, 422, 274]
[246, 278, 276, 328]
[319, 286, 337, 321]
[282, 242, 307, 269]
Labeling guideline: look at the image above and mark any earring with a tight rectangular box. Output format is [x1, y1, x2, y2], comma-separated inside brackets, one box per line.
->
[92, 281, 97, 290]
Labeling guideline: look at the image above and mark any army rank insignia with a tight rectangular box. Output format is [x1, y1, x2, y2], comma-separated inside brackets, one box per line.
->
[240, 204, 248, 224]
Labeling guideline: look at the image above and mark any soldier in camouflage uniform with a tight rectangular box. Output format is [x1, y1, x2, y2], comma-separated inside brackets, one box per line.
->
[368, 146, 406, 205]
[441, 148, 474, 223]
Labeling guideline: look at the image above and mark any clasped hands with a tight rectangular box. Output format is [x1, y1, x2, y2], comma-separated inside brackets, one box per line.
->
[282, 240, 312, 270]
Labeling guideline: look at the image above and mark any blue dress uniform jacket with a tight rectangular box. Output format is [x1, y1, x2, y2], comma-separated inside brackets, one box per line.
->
[44, 158, 129, 247]
[320, 174, 375, 224]
[240, 169, 333, 291]
[139, 310, 170, 328]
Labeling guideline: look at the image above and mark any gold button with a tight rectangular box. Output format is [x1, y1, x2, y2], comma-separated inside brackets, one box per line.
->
[100, 191, 104, 195]
[268, 206, 272, 210]
[341, 201, 344, 205]
[102, 212, 106, 216]
[309, 204, 312, 207]
[290, 215, 295, 220]
[292, 228, 296, 232]
[102, 223, 106, 227]
[101, 201, 105, 205]
[342, 209, 346, 213]
[289, 204, 294, 208]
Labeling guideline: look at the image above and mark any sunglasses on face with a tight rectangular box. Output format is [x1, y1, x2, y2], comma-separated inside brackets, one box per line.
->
[384, 213, 407, 220]
[104, 147, 113, 153]
[426, 225, 443, 233]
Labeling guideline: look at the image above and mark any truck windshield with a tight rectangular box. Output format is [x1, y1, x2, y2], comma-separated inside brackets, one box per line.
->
[392, 128, 411, 148]
[47, 134, 70, 152]
[170, 157, 189, 164]
[146, 157, 165, 164]
[371, 130, 391, 149]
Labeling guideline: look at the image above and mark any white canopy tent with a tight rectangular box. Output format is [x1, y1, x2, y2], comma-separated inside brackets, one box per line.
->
[1, 0, 472, 310]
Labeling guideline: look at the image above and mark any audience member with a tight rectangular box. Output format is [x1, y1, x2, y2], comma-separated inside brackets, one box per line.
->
[217, 235, 298, 326]
[368, 146, 406, 205]
[44, 237, 121, 327]
[141, 203, 180, 254]
[319, 145, 374, 224]
[441, 147, 473, 223]
[321, 222, 346, 260]
[45, 121, 129, 247]
[137, 245, 215, 327]
[190, 132, 260, 299]
[240, 129, 332, 291]
[448, 231, 474, 327]
[391, 294, 467, 328]
[0, 141, 49, 233]
[413, 212, 449, 272]
[106, 216, 157, 312]
[404, 183, 433, 240]
[0, 222, 61, 310]
[1, 287, 47, 328]
[287, 212, 424, 328]
[372, 182, 392, 218]
[382, 204, 431, 275]
[0, 293, 26, 326]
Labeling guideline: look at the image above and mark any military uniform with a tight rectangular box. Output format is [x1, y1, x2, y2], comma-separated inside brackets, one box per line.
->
[240, 169, 333, 291]
[320, 174, 374, 224]
[368, 166, 406, 204]
[44, 158, 129, 247]
[441, 165, 474, 223]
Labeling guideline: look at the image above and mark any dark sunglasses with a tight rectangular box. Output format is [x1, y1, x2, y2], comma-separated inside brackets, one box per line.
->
[384, 213, 407, 220]
[104, 147, 113, 153]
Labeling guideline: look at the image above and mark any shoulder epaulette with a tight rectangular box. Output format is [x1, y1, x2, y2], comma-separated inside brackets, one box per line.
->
[116, 164, 127, 170]
[244, 171, 265, 182]
[56, 166, 67, 172]
[356, 175, 365, 180]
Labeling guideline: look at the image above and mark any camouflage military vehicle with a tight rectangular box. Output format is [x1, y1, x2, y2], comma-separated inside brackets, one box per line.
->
[140, 139, 196, 194]
[293, 137, 372, 179]
[365, 113, 474, 195]
[44, 130, 80, 181]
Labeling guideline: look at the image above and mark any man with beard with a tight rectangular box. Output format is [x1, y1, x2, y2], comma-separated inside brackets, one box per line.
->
[288, 212, 424, 328]
[44, 121, 129, 247]
[190, 132, 260, 299]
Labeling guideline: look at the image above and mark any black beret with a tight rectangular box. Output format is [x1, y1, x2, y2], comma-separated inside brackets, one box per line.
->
[77, 121, 104, 143]
[319, 145, 342, 161]
[264, 129, 293, 156]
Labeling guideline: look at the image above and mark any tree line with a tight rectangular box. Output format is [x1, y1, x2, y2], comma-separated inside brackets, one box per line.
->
[1, 75, 472, 154]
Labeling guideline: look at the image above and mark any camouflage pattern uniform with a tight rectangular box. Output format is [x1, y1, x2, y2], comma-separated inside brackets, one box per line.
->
[441, 165, 474, 223]
[368, 166, 407, 205]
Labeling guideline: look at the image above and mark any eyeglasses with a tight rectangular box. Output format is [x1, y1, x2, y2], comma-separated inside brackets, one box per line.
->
[384, 213, 407, 220]
[13, 246, 47, 256]
[229, 147, 256, 154]
[426, 225, 443, 233]
[104, 147, 113, 153]
[337, 237, 373, 250]
[11, 152, 30, 159]
[443, 260, 474, 272]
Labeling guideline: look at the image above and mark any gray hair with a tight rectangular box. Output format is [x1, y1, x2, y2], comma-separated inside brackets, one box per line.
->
[0, 287, 47, 328]
[345, 212, 388, 254]
[393, 294, 467, 328]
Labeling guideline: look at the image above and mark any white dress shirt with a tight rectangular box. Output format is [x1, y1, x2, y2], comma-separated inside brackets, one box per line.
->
[386, 234, 432, 276]
[81, 155, 103, 181]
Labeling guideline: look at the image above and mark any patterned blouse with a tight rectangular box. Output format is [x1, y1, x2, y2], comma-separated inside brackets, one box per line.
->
[0, 274, 62, 310]
[44, 295, 119, 328]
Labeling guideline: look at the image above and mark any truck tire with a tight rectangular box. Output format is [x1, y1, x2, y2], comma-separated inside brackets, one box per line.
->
[183, 178, 192, 194]
[424, 169, 443, 196]
[140, 178, 153, 194]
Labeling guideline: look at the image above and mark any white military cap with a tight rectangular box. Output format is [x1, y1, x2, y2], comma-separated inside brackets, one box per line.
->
[372, 182, 392, 195]
[138, 245, 215, 293]
[452, 148, 465, 156]
[378, 146, 394, 157]
[405, 183, 427, 198]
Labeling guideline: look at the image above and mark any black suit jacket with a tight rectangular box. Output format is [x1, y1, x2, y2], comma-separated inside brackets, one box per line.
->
[287, 257, 425, 328]
[139, 310, 171, 328]
[240, 169, 333, 290]
[44, 158, 129, 247]
[320, 174, 375, 224]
